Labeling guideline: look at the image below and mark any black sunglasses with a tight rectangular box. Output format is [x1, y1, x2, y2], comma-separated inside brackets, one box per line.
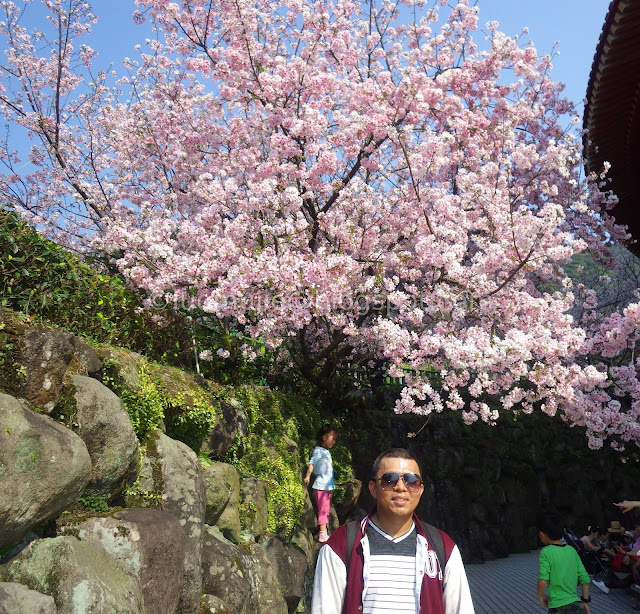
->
[373, 471, 422, 491]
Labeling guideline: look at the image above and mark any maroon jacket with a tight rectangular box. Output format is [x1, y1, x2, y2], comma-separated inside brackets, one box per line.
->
[323, 513, 458, 614]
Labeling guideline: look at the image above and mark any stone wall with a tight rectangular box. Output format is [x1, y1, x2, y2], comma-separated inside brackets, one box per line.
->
[344, 408, 640, 563]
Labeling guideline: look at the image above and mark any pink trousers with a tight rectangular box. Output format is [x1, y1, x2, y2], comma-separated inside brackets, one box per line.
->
[313, 488, 332, 526]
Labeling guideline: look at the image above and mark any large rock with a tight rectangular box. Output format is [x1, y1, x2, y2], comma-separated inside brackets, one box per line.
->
[298, 487, 318, 531]
[0, 582, 57, 614]
[71, 375, 138, 500]
[78, 508, 185, 614]
[260, 536, 308, 613]
[0, 537, 144, 614]
[70, 338, 102, 374]
[243, 542, 288, 614]
[96, 348, 143, 390]
[203, 462, 241, 542]
[201, 526, 252, 614]
[201, 526, 288, 614]
[126, 431, 206, 614]
[199, 594, 229, 614]
[0, 394, 91, 549]
[333, 479, 362, 519]
[19, 330, 77, 412]
[14, 329, 102, 414]
[202, 398, 247, 457]
[239, 476, 268, 540]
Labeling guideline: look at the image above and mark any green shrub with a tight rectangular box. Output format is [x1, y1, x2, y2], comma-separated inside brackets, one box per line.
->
[241, 437, 306, 537]
[163, 392, 218, 452]
[0, 206, 278, 386]
[101, 360, 164, 440]
[0, 206, 193, 364]
[222, 387, 326, 538]
[77, 496, 109, 512]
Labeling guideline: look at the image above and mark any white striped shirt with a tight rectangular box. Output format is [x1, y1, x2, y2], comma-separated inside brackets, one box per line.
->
[363, 522, 417, 614]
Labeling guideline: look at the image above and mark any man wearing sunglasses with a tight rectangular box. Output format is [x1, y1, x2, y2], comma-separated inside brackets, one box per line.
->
[311, 448, 475, 613]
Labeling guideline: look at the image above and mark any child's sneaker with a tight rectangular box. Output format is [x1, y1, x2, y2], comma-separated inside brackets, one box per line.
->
[318, 530, 328, 543]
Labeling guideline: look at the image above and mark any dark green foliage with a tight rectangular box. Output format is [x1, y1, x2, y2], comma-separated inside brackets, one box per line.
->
[222, 387, 325, 537]
[99, 359, 165, 440]
[0, 206, 278, 386]
[563, 251, 611, 281]
[163, 392, 219, 452]
[193, 325, 274, 386]
[77, 496, 109, 512]
[0, 206, 194, 363]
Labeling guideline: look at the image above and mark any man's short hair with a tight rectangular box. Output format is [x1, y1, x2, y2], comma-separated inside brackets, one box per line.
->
[371, 448, 422, 480]
[537, 513, 565, 541]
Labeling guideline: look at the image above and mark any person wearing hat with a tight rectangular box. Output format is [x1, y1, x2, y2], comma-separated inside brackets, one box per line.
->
[600, 521, 625, 560]
[607, 520, 625, 535]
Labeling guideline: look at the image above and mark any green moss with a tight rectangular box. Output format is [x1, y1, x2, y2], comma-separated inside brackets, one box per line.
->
[100, 355, 221, 451]
[123, 433, 164, 508]
[162, 387, 219, 453]
[222, 387, 325, 538]
[0, 311, 29, 397]
[232, 555, 247, 578]
[101, 358, 164, 440]
[51, 379, 79, 431]
[238, 499, 258, 529]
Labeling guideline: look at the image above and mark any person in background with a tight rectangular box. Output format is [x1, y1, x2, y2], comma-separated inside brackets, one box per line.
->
[623, 520, 640, 582]
[537, 513, 591, 613]
[304, 423, 339, 543]
[609, 530, 635, 575]
[580, 526, 601, 553]
[600, 521, 624, 560]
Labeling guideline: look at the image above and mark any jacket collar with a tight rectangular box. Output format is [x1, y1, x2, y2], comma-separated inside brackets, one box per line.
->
[365, 506, 427, 537]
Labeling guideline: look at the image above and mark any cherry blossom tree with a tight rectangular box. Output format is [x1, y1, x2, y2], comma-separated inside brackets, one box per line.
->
[1, 0, 639, 449]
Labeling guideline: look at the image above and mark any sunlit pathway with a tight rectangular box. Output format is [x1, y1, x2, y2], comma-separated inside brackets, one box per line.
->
[466, 550, 638, 613]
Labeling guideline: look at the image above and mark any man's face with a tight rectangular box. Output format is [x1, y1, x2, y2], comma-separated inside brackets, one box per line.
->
[368, 456, 424, 519]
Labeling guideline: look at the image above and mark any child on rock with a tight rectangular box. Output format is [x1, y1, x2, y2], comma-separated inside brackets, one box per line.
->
[304, 424, 339, 543]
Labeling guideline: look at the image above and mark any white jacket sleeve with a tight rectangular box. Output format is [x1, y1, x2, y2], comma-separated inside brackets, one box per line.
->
[311, 544, 348, 614]
[443, 545, 475, 614]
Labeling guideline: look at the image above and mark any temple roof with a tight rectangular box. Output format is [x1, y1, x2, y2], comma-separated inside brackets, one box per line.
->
[583, 0, 640, 254]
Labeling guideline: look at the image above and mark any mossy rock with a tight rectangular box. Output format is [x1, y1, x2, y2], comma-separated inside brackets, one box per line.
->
[148, 363, 217, 404]
[97, 347, 143, 390]
[123, 431, 165, 509]
[0, 309, 35, 397]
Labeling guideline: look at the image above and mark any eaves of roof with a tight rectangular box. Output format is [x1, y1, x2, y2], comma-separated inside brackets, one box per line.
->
[583, 0, 640, 254]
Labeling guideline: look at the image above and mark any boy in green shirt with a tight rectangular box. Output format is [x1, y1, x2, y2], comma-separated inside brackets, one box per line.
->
[537, 514, 591, 613]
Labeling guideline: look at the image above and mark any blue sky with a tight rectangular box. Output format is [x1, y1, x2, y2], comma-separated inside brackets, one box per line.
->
[471, 0, 611, 109]
[80, 0, 612, 111]
[8, 0, 612, 111]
